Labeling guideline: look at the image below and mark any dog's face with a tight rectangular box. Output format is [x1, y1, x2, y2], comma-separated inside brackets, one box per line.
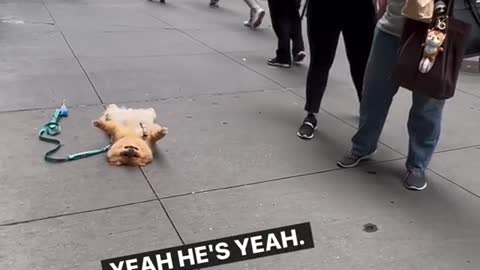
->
[107, 136, 153, 166]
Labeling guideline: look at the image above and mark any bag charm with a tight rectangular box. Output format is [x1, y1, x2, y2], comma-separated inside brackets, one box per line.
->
[419, 0, 448, 73]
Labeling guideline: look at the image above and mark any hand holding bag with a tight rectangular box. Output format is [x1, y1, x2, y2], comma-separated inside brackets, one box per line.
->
[402, 0, 435, 22]
[393, 0, 472, 100]
[301, 0, 308, 19]
[376, 0, 388, 18]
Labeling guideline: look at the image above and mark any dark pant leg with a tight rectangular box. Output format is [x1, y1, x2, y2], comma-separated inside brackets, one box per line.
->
[341, 0, 376, 101]
[304, 2, 341, 113]
[268, 0, 291, 62]
[290, 0, 305, 54]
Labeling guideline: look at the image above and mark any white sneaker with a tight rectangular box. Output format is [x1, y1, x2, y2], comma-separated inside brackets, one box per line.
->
[244, 8, 265, 29]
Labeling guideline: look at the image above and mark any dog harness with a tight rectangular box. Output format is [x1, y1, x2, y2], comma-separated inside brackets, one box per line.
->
[38, 101, 112, 163]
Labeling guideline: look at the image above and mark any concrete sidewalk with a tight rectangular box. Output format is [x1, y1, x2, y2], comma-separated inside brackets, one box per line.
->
[1, 0, 479, 269]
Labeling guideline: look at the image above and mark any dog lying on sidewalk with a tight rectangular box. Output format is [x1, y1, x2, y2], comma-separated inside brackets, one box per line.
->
[93, 104, 168, 166]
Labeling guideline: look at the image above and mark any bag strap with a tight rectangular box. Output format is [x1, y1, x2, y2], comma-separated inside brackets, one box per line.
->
[464, 0, 480, 25]
[447, 0, 456, 16]
[301, 0, 309, 20]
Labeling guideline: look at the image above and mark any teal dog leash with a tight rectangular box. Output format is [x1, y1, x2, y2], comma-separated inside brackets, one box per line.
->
[38, 101, 111, 163]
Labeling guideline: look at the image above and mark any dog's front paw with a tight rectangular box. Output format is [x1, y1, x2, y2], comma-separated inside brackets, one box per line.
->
[150, 126, 168, 143]
[156, 127, 168, 138]
[109, 160, 123, 166]
[93, 120, 109, 130]
[137, 161, 148, 167]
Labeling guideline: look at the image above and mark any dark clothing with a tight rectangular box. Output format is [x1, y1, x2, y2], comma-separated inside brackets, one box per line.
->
[267, 0, 305, 63]
[304, 0, 376, 113]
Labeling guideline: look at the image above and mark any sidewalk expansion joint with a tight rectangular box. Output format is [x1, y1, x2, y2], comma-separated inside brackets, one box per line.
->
[138, 167, 186, 245]
[428, 169, 480, 200]
[286, 89, 407, 159]
[0, 199, 158, 227]
[0, 88, 282, 115]
[143, 12, 286, 90]
[40, 0, 105, 107]
[456, 88, 480, 99]
[158, 156, 408, 201]
[434, 144, 480, 155]
[0, 103, 103, 115]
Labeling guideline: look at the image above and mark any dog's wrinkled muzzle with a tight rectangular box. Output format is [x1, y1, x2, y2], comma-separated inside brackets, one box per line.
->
[121, 146, 140, 158]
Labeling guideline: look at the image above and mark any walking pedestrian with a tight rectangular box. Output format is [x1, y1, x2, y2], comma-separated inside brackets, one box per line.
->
[337, 0, 445, 191]
[209, 0, 266, 29]
[297, 0, 376, 139]
[266, 0, 306, 68]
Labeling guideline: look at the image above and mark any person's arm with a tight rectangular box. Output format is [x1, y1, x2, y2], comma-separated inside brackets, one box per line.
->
[376, 0, 388, 18]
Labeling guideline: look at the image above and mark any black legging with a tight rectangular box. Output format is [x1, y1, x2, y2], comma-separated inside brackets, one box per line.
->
[304, 0, 376, 113]
[268, 0, 305, 63]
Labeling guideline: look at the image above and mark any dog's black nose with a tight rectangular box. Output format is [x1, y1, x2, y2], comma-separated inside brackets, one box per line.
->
[121, 148, 139, 158]
[124, 145, 139, 151]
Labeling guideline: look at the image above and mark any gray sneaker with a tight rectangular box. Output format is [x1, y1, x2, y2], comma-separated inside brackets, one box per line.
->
[337, 150, 376, 168]
[403, 171, 427, 191]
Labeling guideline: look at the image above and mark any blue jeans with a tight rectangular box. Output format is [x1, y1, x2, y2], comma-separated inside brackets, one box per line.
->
[351, 28, 445, 175]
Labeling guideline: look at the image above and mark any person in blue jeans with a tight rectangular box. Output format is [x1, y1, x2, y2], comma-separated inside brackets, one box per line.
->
[337, 0, 445, 191]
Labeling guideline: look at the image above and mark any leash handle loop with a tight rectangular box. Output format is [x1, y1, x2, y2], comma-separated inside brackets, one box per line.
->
[38, 106, 110, 163]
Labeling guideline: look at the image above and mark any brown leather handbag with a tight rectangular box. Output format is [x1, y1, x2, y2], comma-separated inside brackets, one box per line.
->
[393, 0, 472, 100]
